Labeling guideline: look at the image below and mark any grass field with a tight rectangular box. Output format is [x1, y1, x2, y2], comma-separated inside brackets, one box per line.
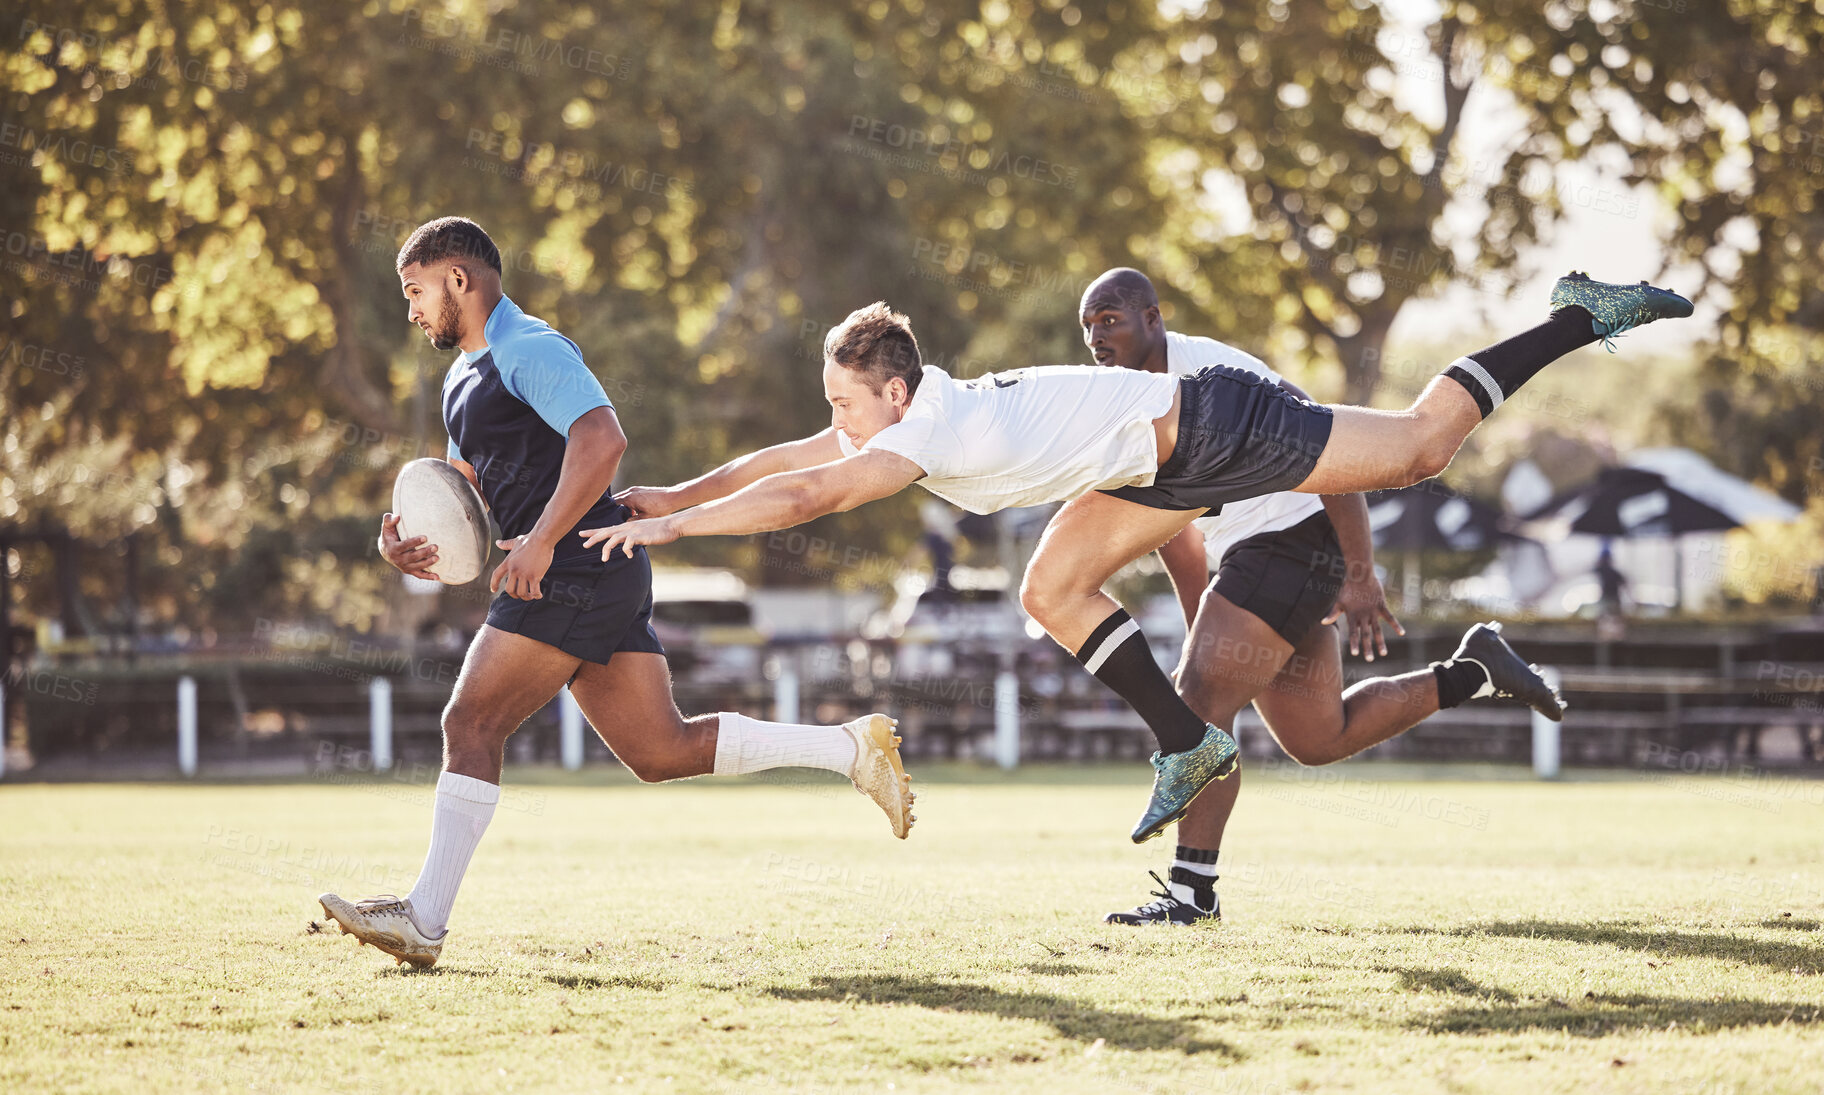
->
[4, 762, 1824, 1094]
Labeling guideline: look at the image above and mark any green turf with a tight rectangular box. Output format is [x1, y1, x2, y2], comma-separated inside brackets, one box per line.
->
[4, 764, 1823, 1094]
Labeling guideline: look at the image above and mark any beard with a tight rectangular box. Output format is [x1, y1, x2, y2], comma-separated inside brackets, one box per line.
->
[428, 292, 463, 351]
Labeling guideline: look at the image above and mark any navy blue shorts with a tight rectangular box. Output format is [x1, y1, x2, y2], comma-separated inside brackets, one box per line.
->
[485, 548, 664, 665]
[1211, 511, 1345, 646]
[1101, 365, 1334, 513]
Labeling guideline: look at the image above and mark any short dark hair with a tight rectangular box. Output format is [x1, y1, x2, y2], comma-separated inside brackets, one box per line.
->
[824, 302, 922, 396]
[395, 216, 502, 275]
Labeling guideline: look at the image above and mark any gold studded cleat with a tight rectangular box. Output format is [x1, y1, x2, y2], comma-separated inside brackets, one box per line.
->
[844, 713, 916, 839]
[317, 893, 444, 968]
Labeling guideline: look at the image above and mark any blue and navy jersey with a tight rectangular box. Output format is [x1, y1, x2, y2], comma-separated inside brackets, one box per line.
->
[441, 295, 629, 563]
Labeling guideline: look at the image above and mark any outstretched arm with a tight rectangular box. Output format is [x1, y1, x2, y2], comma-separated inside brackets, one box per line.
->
[617, 429, 846, 518]
[583, 448, 926, 557]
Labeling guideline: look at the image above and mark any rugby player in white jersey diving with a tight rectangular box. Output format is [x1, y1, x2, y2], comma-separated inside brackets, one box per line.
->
[587, 274, 1690, 844]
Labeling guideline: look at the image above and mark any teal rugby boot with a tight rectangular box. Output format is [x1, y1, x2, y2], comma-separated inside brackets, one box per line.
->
[1548, 271, 1693, 351]
[1131, 724, 1239, 844]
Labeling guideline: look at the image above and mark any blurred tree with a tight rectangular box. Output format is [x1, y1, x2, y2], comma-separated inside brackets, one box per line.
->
[1, 0, 609, 629]
[611, 0, 1177, 580]
[1458, 0, 1823, 593]
[1122, 4, 1646, 403]
[1457, 0, 1822, 337]
[3, 0, 1815, 634]
[0, 0, 1171, 624]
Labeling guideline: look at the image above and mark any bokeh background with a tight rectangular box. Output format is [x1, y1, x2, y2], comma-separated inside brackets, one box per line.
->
[2, 0, 1821, 776]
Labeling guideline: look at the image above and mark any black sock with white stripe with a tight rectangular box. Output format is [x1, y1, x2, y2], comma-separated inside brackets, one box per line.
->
[1169, 845, 1219, 909]
[1442, 306, 1600, 418]
[1074, 608, 1208, 755]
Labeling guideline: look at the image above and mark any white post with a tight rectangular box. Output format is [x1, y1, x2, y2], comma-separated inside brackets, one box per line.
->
[177, 675, 198, 777]
[773, 655, 800, 725]
[559, 686, 584, 771]
[993, 669, 1020, 770]
[1532, 666, 1561, 779]
[368, 676, 393, 772]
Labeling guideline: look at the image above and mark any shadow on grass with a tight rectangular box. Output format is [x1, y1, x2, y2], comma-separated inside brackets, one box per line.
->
[1440, 919, 1824, 974]
[765, 974, 1235, 1056]
[1380, 922, 1824, 1036]
[1760, 917, 1821, 932]
[1371, 962, 1824, 1035]
[377, 967, 670, 992]
[376, 964, 483, 980]
[542, 971, 670, 991]
[377, 964, 450, 978]
[1021, 961, 1089, 977]
[1377, 965, 1517, 1003]
[1420, 989, 1824, 1036]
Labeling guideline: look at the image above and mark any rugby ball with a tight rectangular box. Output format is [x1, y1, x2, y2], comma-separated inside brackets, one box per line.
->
[391, 458, 491, 585]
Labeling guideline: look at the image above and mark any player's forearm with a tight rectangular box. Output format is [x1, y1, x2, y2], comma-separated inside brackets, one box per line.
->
[1320, 493, 1376, 581]
[669, 471, 833, 538]
[669, 441, 811, 508]
[527, 427, 626, 549]
[1157, 527, 1208, 626]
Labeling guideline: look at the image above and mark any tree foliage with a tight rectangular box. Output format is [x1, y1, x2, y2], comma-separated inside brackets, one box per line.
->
[1, 0, 1814, 632]
[1446, 0, 1824, 499]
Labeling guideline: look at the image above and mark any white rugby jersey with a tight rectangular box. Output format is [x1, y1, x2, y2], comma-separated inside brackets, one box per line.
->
[1163, 331, 1327, 568]
[834, 364, 1178, 514]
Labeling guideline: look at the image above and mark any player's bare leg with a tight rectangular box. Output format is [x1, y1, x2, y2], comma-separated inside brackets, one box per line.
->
[319, 625, 580, 967]
[1295, 380, 1482, 495]
[1173, 592, 1299, 839]
[1108, 599, 1566, 923]
[566, 651, 715, 781]
[1298, 275, 1694, 495]
[1020, 491, 1237, 842]
[569, 652, 915, 838]
[1256, 619, 1564, 766]
[1022, 492, 1202, 652]
[441, 626, 587, 781]
[1252, 622, 1436, 766]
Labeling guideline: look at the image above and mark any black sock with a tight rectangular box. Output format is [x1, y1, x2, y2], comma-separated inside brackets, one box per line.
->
[1074, 608, 1208, 755]
[1443, 306, 1600, 418]
[1167, 866, 1216, 910]
[1432, 659, 1491, 709]
[1169, 846, 1219, 909]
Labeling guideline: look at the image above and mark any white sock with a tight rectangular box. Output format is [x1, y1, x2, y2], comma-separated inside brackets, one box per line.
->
[404, 771, 500, 937]
[712, 712, 858, 776]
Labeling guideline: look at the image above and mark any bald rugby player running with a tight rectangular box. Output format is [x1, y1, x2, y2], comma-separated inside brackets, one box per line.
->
[589, 272, 1690, 844]
[1083, 268, 1565, 925]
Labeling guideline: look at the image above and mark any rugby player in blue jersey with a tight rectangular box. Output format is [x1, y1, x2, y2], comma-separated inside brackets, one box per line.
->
[317, 219, 915, 969]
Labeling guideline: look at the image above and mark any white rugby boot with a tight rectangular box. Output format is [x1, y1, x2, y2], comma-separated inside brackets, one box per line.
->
[318, 893, 445, 968]
[843, 713, 916, 839]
